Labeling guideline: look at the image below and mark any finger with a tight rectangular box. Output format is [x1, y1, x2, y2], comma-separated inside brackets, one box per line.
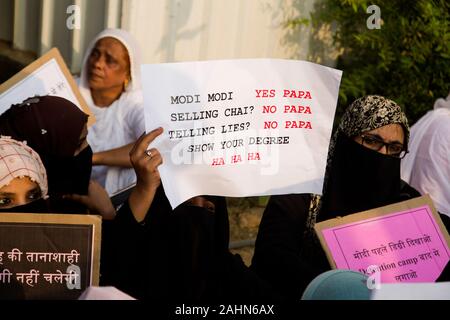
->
[148, 153, 163, 169]
[133, 127, 164, 155]
[137, 151, 163, 172]
[143, 148, 160, 160]
[130, 132, 146, 156]
[88, 179, 103, 189]
[63, 193, 87, 203]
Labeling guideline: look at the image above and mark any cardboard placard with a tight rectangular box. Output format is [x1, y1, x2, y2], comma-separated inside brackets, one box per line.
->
[0, 213, 101, 300]
[315, 195, 450, 283]
[0, 48, 95, 126]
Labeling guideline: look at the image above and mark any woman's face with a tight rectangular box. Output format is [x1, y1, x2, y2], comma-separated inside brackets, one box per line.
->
[0, 177, 42, 209]
[87, 37, 130, 93]
[353, 123, 405, 157]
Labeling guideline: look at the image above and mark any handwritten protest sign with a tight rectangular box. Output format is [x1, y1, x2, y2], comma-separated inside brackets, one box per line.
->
[141, 59, 342, 208]
[315, 195, 450, 283]
[0, 48, 94, 126]
[0, 213, 101, 300]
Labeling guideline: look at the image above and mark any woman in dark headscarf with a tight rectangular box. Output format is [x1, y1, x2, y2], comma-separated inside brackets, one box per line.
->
[252, 95, 422, 301]
[0, 96, 89, 194]
[0, 95, 113, 215]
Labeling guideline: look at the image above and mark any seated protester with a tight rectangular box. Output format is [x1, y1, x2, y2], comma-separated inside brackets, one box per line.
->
[0, 96, 114, 218]
[105, 129, 279, 302]
[401, 92, 450, 218]
[102, 128, 220, 300]
[78, 28, 145, 196]
[251, 95, 430, 301]
[0, 136, 48, 212]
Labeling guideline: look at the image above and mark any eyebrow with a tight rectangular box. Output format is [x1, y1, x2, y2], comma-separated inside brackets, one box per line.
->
[93, 47, 119, 60]
[104, 51, 119, 61]
[0, 187, 41, 197]
[27, 187, 41, 194]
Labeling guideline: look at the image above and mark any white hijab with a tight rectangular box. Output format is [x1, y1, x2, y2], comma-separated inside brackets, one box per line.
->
[401, 93, 450, 216]
[79, 28, 144, 195]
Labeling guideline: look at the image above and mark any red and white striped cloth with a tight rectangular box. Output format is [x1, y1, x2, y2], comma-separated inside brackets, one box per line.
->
[0, 136, 48, 198]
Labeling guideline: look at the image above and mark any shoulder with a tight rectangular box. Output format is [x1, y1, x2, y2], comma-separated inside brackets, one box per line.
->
[263, 194, 312, 226]
[399, 180, 421, 199]
[425, 110, 450, 139]
[268, 194, 312, 210]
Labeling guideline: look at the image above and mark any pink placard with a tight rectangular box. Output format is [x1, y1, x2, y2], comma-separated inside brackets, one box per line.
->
[317, 199, 450, 283]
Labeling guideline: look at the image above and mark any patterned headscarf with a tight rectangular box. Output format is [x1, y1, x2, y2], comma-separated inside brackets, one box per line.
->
[335, 95, 409, 152]
[0, 136, 48, 198]
[305, 95, 410, 231]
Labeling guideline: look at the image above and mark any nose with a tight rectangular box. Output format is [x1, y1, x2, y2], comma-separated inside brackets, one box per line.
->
[90, 55, 104, 70]
[16, 195, 29, 207]
[379, 144, 389, 155]
[93, 57, 103, 69]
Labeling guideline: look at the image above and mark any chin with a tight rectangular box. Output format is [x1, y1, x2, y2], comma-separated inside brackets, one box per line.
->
[88, 80, 103, 90]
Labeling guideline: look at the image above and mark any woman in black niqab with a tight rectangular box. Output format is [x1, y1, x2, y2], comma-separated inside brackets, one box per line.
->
[0, 96, 92, 213]
[252, 95, 418, 301]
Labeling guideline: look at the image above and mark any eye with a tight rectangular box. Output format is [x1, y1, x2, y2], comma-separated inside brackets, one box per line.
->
[0, 197, 12, 207]
[106, 55, 118, 66]
[389, 144, 404, 154]
[363, 136, 381, 146]
[90, 49, 100, 59]
[28, 189, 42, 201]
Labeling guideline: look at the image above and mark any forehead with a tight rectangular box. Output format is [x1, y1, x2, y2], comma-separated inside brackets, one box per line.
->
[363, 123, 405, 143]
[93, 37, 129, 58]
[0, 177, 38, 193]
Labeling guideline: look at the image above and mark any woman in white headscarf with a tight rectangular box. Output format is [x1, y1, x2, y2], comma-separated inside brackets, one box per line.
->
[401, 93, 450, 217]
[78, 28, 145, 196]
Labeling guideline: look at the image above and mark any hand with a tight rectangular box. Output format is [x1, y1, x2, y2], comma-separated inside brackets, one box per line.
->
[64, 180, 116, 220]
[129, 127, 164, 192]
[128, 127, 164, 222]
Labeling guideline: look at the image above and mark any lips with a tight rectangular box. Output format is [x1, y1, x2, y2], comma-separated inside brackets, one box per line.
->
[88, 71, 103, 80]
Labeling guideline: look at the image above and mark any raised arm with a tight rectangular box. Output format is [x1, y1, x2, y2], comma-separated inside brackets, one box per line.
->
[92, 142, 136, 168]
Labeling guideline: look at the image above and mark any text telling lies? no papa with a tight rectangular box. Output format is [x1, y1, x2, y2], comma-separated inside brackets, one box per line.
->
[168, 89, 314, 166]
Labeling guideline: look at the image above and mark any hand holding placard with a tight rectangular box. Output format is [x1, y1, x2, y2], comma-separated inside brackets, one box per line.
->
[315, 195, 450, 283]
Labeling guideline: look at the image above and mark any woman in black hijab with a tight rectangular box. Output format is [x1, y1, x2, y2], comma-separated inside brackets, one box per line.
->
[0, 96, 112, 215]
[251, 95, 433, 301]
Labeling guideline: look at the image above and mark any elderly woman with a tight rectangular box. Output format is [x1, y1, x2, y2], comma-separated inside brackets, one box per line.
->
[0, 136, 48, 212]
[78, 28, 145, 196]
[251, 95, 422, 301]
